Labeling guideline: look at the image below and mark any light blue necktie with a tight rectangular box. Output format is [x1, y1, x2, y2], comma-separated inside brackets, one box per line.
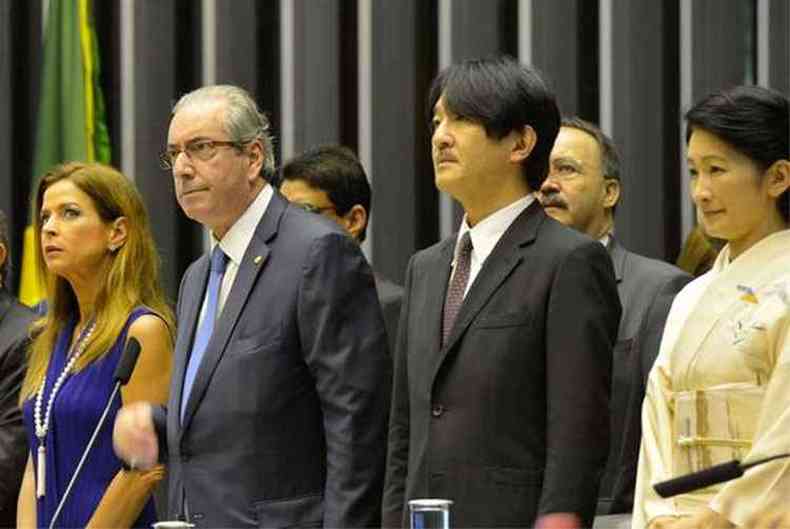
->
[181, 245, 227, 421]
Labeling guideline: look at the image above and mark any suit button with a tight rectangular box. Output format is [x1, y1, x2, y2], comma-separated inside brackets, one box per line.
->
[431, 404, 445, 417]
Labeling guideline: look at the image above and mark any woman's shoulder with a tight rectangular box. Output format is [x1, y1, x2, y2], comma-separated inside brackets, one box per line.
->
[120, 307, 172, 352]
[127, 310, 170, 344]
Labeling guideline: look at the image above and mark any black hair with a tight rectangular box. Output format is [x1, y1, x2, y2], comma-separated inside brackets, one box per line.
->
[427, 55, 560, 191]
[685, 85, 790, 221]
[280, 144, 372, 242]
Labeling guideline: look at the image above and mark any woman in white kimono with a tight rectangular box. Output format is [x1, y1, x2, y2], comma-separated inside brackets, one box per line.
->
[633, 85, 790, 529]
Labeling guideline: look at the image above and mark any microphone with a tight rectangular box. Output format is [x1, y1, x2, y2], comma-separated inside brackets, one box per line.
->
[113, 337, 141, 384]
[48, 338, 142, 529]
[653, 453, 790, 498]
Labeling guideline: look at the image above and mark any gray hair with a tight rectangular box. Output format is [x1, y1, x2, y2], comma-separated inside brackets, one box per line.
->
[173, 85, 276, 179]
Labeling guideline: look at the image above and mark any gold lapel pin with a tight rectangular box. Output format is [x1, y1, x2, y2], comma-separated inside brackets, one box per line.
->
[254, 255, 263, 265]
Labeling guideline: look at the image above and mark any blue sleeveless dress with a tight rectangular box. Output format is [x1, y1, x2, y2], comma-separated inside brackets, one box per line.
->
[22, 307, 157, 528]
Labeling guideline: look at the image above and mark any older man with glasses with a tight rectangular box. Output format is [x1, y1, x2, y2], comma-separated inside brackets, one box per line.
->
[114, 85, 391, 529]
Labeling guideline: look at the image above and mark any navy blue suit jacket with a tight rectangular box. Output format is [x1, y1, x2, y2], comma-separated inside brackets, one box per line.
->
[155, 190, 391, 528]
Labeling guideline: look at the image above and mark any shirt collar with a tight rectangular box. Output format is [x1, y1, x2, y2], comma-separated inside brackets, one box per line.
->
[213, 183, 273, 266]
[453, 194, 535, 265]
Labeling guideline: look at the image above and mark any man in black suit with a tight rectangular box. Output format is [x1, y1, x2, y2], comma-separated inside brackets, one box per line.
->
[279, 144, 404, 353]
[382, 57, 621, 529]
[539, 117, 692, 518]
[0, 210, 35, 528]
[113, 85, 390, 528]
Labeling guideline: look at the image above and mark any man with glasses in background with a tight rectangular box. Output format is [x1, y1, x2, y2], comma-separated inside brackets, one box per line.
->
[113, 85, 390, 529]
[279, 144, 404, 353]
[539, 117, 691, 526]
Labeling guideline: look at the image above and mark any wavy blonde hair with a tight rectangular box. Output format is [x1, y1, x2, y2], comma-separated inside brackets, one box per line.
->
[20, 162, 174, 401]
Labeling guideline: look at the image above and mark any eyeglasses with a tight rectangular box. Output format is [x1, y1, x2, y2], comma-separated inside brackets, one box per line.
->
[159, 139, 245, 170]
[294, 203, 336, 215]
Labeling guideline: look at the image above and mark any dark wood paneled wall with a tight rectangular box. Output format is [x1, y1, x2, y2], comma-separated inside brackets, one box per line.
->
[0, 0, 785, 297]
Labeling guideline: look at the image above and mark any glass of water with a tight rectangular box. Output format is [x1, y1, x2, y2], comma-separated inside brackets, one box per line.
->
[408, 498, 453, 529]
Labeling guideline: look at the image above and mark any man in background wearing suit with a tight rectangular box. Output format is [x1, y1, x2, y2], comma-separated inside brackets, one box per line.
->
[539, 117, 691, 520]
[279, 144, 404, 353]
[382, 56, 621, 529]
[113, 85, 391, 528]
[0, 210, 35, 528]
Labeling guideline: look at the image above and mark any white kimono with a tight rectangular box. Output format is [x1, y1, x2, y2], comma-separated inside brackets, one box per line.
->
[633, 230, 790, 529]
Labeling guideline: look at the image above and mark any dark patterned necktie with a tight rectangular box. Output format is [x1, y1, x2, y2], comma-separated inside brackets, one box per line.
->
[442, 231, 473, 347]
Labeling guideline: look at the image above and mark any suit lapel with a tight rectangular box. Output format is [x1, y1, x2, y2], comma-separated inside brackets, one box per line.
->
[180, 193, 285, 430]
[608, 237, 626, 284]
[172, 256, 210, 420]
[429, 202, 543, 384]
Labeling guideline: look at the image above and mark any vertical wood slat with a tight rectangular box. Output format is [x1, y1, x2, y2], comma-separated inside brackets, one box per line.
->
[609, 0, 680, 259]
[760, 0, 789, 93]
[369, 0, 437, 283]
[4, 2, 42, 293]
[0, 1, 786, 297]
[131, 2, 184, 300]
[0, 2, 13, 221]
[530, 0, 582, 117]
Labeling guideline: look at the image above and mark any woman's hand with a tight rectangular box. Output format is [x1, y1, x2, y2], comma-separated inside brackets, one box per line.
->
[662, 509, 733, 529]
[649, 515, 681, 529]
[744, 505, 790, 529]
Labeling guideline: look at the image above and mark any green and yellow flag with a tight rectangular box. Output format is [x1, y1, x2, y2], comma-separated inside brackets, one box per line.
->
[19, 0, 111, 306]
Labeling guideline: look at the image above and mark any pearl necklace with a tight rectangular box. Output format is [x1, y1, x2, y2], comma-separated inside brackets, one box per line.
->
[33, 319, 96, 499]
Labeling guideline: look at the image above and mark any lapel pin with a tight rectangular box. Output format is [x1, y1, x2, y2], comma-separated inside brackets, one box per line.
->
[254, 255, 263, 265]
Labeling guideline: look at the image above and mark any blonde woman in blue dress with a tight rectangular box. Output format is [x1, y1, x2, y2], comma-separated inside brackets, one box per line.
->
[17, 163, 173, 528]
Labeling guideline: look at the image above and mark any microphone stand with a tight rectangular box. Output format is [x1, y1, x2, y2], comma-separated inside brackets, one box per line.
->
[48, 338, 140, 529]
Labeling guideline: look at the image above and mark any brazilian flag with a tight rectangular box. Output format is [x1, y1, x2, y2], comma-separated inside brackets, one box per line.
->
[19, 0, 111, 306]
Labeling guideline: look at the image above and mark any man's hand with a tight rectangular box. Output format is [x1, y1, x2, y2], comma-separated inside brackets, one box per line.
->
[112, 402, 158, 470]
[535, 513, 581, 529]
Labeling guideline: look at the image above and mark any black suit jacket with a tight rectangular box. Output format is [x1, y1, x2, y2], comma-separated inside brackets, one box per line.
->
[383, 203, 621, 528]
[374, 274, 404, 356]
[154, 191, 391, 528]
[598, 239, 691, 514]
[0, 291, 34, 528]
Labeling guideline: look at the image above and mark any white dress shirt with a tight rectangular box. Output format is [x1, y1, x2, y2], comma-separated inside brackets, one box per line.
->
[195, 183, 273, 328]
[450, 193, 536, 298]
